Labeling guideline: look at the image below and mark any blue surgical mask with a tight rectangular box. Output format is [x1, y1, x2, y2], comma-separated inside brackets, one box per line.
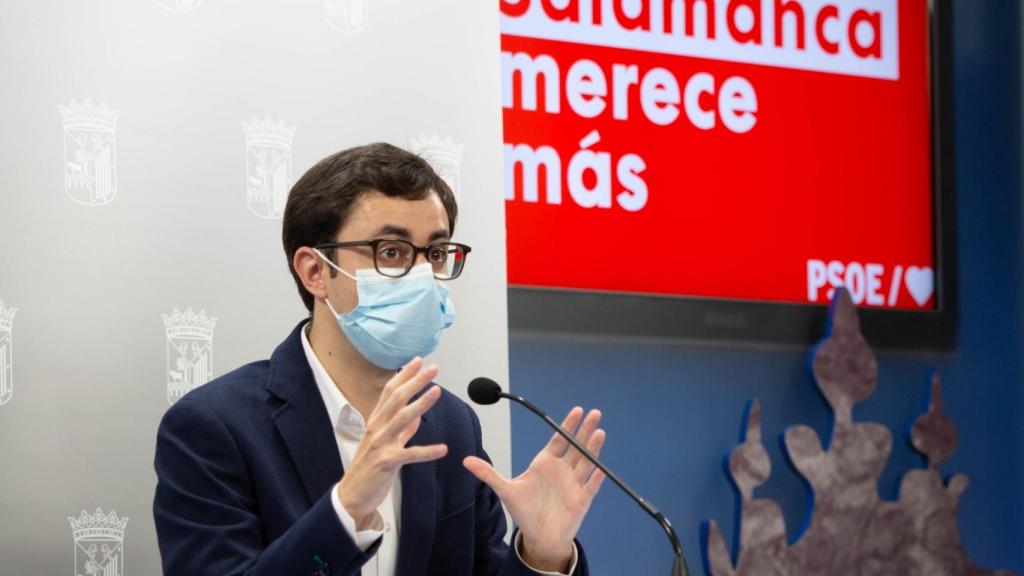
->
[314, 250, 455, 370]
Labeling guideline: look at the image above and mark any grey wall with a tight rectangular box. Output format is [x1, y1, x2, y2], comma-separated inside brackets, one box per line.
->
[0, 1, 510, 574]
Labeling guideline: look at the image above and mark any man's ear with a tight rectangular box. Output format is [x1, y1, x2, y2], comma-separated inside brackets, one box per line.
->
[294, 247, 329, 302]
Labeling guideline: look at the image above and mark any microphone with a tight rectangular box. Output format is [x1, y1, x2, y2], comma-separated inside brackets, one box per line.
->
[468, 377, 503, 405]
[467, 377, 690, 576]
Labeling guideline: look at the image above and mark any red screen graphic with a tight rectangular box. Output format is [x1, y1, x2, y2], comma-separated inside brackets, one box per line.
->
[501, 0, 935, 310]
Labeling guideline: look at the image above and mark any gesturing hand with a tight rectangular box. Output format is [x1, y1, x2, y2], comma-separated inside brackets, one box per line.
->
[463, 407, 607, 573]
[335, 357, 448, 529]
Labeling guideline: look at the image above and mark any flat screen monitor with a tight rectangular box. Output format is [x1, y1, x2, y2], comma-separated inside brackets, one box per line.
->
[500, 0, 955, 349]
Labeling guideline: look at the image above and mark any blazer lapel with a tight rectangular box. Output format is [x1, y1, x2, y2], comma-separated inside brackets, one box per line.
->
[394, 407, 439, 576]
[267, 321, 343, 505]
[267, 321, 441, 574]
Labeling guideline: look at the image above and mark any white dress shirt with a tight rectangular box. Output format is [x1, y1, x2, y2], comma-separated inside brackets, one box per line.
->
[301, 322, 577, 576]
[302, 324, 399, 576]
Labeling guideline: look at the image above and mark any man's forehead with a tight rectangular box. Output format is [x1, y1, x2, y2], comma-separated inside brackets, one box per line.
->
[341, 190, 449, 238]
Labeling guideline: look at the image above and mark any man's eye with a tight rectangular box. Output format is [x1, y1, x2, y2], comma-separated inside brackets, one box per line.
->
[428, 247, 448, 262]
[379, 247, 401, 260]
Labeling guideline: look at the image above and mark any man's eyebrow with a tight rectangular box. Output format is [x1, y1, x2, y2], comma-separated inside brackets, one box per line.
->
[427, 229, 450, 243]
[370, 225, 411, 239]
[369, 225, 450, 243]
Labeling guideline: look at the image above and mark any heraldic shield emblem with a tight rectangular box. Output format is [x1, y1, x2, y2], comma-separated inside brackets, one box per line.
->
[325, 0, 369, 32]
[59, 100, 119, 207]
[411, 134, 464, 203]
[0, 299, 17, 407]
[243, 116, 295, 219]
[68, 508, 128, 576]
[162, 308, 217, 405]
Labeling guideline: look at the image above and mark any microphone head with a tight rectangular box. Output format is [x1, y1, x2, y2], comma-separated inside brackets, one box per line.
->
[468, 377, 503, 405]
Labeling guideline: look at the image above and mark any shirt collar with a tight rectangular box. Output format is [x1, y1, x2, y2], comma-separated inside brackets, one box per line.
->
[300, 321, 366, 440]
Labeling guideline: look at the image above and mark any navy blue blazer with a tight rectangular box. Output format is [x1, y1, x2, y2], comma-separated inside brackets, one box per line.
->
[153, 321, 588, 576]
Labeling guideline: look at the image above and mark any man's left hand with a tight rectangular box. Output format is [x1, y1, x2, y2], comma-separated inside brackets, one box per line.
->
[463, 407, 607, 573]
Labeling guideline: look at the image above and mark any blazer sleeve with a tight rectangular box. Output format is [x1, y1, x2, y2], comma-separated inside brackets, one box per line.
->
[464, 404, 590, 576]
[153, 397, 379, 576]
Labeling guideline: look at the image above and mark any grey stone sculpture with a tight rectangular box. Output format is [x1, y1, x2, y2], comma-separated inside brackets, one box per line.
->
[703, 289, 1015, 576]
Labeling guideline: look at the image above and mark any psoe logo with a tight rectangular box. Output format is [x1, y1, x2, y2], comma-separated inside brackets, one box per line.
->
[162, 307, 217, 405]
[154, 0, 203, 13]
[59, 100, 119, 207]
[68, 508, 128, 576]
[0, 299, 17, 408]
[410, 134, 464, 204]
[325, 0, 368, 33]
[243, 116, 295, 219]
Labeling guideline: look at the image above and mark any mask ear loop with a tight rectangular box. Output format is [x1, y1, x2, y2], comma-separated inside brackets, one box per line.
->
[313, 247, 358, 281]
[312, 248, 357, 317]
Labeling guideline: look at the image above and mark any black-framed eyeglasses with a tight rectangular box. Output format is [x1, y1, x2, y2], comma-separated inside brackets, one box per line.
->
[315, 239, 472, 280]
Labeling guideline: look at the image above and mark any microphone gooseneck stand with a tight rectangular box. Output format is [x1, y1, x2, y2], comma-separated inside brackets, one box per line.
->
[497, 390, 690, 576]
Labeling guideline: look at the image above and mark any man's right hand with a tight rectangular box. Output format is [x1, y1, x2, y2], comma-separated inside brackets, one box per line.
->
[335, 357, 448, 530]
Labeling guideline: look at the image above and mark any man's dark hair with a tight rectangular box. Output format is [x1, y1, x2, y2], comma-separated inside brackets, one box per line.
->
[282, 142, 458, 312]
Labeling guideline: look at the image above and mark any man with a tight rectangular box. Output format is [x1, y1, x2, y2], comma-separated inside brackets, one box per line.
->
[153, 143, 607, 575]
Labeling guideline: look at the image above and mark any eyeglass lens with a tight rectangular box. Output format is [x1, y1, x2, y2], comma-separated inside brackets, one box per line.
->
[373, 240, 466, 279]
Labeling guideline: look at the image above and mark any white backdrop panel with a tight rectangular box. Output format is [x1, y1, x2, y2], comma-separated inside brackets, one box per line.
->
[0, 1, 510, 573]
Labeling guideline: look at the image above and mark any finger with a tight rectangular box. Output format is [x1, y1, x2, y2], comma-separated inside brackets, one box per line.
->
[381, 363, 436, 418]
[375, 363, 438, 422]
[543, 407, 584, 457]
[371, 357, 423, 418]
[584, 468, 606, 498]
[385, 384, 442, 440]
[396, 412, 423, 445]
[396, 443, 448, 465]
[565, 409, 602, 468]
[463, 456, 512, 500]
[573, 428, 606, 484]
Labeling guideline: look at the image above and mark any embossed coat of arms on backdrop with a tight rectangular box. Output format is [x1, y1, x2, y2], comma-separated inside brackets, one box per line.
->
[59, 100, 119, 207]
[162, 308, 217, 405]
